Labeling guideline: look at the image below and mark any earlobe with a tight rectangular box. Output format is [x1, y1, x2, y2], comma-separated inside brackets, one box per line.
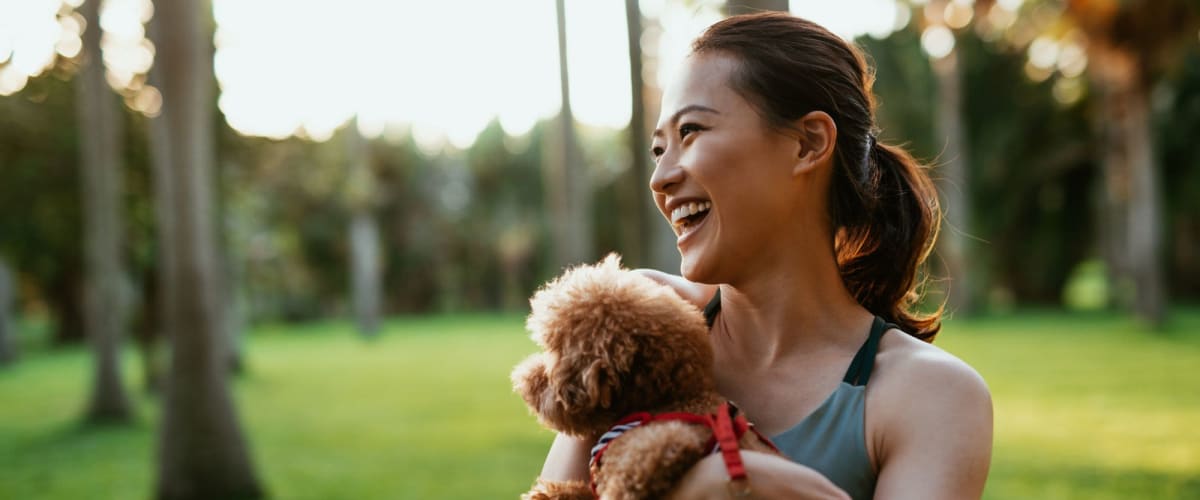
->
[791, 111, 838, 177]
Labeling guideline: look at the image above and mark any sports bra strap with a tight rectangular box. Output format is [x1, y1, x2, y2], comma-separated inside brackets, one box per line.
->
[843, 316, 898, 386]
[703, 289, 723, 327]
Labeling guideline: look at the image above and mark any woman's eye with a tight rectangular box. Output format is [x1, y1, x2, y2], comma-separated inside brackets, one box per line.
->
[651, 146, 665, 158]
[679, 123, 703, 138]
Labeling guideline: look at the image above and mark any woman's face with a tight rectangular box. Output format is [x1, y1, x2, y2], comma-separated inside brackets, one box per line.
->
[650, 53, 807, 284]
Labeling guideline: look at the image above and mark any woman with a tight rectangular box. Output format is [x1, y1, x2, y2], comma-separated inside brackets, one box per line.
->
[537, 12, 992, 499]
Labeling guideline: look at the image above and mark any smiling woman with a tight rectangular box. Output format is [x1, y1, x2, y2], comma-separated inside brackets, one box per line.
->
[535, 11, 992, 500]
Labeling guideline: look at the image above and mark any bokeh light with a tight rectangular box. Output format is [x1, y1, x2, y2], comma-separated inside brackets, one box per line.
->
[921, 25, 956, 59]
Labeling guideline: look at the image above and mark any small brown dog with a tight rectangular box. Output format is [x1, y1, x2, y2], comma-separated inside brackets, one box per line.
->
[512, 255, 777, 500]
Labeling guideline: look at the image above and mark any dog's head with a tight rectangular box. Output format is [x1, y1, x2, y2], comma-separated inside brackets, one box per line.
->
[511, 254, 715, 438]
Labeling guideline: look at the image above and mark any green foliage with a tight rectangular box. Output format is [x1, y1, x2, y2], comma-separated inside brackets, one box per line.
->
[0, 72, 158, 343]
[863, 25, 1098, 307]
[1, 312, 1198, 499]
[4, 3, 1200, 336]
[1158, 46, 1200, 298]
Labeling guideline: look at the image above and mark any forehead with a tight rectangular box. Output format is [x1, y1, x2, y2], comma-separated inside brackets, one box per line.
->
[659, 53, 743, 120]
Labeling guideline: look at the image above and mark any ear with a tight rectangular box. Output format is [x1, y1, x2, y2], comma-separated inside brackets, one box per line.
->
[791, 110, 838, 176]
[512, 354, 555, 420]
[548, 332, 638, 429]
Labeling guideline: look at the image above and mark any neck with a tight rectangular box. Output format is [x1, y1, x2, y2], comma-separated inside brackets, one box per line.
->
[712, 228, 873, 369]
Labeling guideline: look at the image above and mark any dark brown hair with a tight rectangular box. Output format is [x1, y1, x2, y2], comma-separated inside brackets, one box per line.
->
[693, 12, 942, 341]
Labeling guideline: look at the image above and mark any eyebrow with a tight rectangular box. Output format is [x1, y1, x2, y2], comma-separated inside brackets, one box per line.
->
[652, 104, 720, 137]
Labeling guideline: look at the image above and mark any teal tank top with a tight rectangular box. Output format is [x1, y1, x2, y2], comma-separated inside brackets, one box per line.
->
[704, 291, 892, 500]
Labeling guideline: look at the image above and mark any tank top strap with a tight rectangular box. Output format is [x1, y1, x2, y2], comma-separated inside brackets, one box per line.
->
[842, 316, 897, 386]
[703, 288, 722, 328]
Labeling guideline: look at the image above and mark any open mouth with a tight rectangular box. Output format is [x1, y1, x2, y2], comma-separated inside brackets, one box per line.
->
[670, 201, 711, 235]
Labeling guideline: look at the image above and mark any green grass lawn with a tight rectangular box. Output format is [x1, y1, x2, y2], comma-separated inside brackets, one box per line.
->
[1, 309, 1198, 499]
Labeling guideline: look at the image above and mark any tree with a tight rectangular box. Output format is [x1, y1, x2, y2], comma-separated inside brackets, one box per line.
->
[916, 0, 981, 315]
[622, 0, 651, 267]
[1059, 0, 1198, 326]
[624, 0, 681, 273]
[549, 0, 593, 268]
[143, 8, 174, 395]
[344, 118, 382, 337]
[151, 0, 265, 496]
[0, 258, 15, 365]
[77, 0, 135, 423]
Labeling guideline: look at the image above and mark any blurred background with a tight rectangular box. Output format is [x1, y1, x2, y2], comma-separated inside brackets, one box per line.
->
[0, 0, 1198, 498]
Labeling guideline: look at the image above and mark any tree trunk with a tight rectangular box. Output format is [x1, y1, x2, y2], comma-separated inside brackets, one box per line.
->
[552, 0, 592, 268]
[623, 0, 671, 270]
[931, 47, 974, 315]
[152, 0, 265, 497]
[144, 13, 173, 396]
[725, 0, 790, 15]
[1089, 45, 1167, 327]
[222, 246, 246, 373]
[77, 0, 134, 423]
[345, 119, 382, 337]
[349, 214, 381, 335]
[636, 14, 681, 273]
[0, 259, 16, 365]
[213, 158, 243, 374]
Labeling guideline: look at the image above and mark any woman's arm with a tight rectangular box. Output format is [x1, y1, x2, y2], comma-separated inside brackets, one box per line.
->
[870, 351, 993, 499]
[538, 433, 591, 482]
[668, 451, 850, 500]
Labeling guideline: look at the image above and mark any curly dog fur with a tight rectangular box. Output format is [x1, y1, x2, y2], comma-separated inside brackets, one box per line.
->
[512, 255, 776, 500]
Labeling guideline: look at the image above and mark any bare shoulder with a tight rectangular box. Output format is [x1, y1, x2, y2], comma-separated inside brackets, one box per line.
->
[873, 329, 991, 401]
[870, 328, 992, 432]
[866, 328, 993, 498]
[632, 269, 718, 310]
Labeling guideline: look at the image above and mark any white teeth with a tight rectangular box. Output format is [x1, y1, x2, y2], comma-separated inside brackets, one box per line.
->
[671, 201, 711, 225]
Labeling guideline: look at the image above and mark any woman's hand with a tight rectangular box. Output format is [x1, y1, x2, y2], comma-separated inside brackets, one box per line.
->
[538, 433, 592, 482]
[667, 451, 850, 500]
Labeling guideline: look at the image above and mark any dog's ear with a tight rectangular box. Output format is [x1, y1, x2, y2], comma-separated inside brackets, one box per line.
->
[544, 328, 640, 436]
[512, 354, 553, 417]
[513, 349, 622, 437]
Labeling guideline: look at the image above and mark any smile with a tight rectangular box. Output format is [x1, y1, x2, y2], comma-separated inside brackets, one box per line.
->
[671, 201, 711, 236]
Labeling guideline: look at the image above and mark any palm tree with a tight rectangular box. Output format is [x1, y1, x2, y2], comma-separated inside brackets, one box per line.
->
[345, 118, 382, 337]
[550, 0, 593, 267]
[625, 1, 680, 272]
[77, 0, 134, 423]
[917, 0, 981, 315]
[1061, 0, 1198, 327]
[624, 0, 653, 267]
[151, 0, 264, 496]
[143, 6, 174, 395]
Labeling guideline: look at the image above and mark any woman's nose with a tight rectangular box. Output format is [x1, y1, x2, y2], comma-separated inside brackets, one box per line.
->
[649, 156, 684, 195]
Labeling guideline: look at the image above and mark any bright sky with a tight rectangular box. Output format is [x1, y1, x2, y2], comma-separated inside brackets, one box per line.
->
[0, 0, 917, 148]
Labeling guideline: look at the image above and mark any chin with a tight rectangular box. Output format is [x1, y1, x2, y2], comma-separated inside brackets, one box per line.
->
[679, 251, 717, 285]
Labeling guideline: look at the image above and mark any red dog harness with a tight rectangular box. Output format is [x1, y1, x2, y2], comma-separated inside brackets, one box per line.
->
[588, 402, 778, 497]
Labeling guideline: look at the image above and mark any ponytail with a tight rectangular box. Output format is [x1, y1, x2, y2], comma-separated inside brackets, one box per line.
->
[832, 139, 942, 341]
